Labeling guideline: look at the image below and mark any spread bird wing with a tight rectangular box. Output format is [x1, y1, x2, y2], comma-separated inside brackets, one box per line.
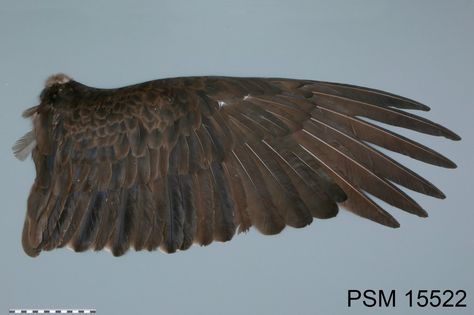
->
[17, 76, 460, 257]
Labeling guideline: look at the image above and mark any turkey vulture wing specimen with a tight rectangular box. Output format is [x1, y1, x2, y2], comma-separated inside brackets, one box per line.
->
[14, 74, 460, 257]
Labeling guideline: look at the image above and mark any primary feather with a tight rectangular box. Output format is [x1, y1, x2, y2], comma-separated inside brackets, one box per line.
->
[15, 74, 460, 257]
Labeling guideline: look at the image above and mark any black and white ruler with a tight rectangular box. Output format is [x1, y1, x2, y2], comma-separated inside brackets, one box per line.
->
[9, 310, 96, 314]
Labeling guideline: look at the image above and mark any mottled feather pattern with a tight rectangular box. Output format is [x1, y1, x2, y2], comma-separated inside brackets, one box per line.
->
[15, 75, 460, 256]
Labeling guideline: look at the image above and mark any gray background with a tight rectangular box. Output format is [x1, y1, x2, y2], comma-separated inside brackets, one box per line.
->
[1, 1, 473, 314]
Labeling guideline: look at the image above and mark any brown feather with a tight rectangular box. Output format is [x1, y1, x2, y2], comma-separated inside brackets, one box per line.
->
[127, 122, 148, 157]
[193, 170, 215, 245]
[109, 188, 133, 256]
[210, 162, 236, 241]
[137, 151, 151, 184]
[160, 175, 185, 253]
[70, 191, 103, 252]
[61, 191, 94, 249]
[113, 134, 130, 160]
[221, 161, 251, 233]
[148, 148, 160, 181]
[179, 175, 197, 250]
[123, 154, 138, 188]
[131, 185, 154, 250]
[94, 190, 119, 251]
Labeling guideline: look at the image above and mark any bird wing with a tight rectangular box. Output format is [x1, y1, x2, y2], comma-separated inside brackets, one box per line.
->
[18, 76, 460, 257]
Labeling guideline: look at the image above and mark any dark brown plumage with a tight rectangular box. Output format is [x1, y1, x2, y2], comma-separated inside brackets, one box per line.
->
[13, 73, 460, 257]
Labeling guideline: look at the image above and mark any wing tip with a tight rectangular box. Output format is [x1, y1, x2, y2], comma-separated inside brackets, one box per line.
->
[387, 219, 400, 228]
[437, 124, 461, 141]
[442, 158, 458, 169]
[373, 211, 400, 228]
[432, 189, 446, 200]
[446, 132, 462, 141]
[419, 104, 431, 111]
[407, 101, 430, 112]
[417, 208, 429, 218]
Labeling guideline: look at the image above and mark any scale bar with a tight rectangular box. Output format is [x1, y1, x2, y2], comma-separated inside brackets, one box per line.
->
[9, 310, 96, 314]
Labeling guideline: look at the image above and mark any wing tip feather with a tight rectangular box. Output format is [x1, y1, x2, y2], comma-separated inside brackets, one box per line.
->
[386, 219, 401, 228]
[446, 131, 462, 141]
